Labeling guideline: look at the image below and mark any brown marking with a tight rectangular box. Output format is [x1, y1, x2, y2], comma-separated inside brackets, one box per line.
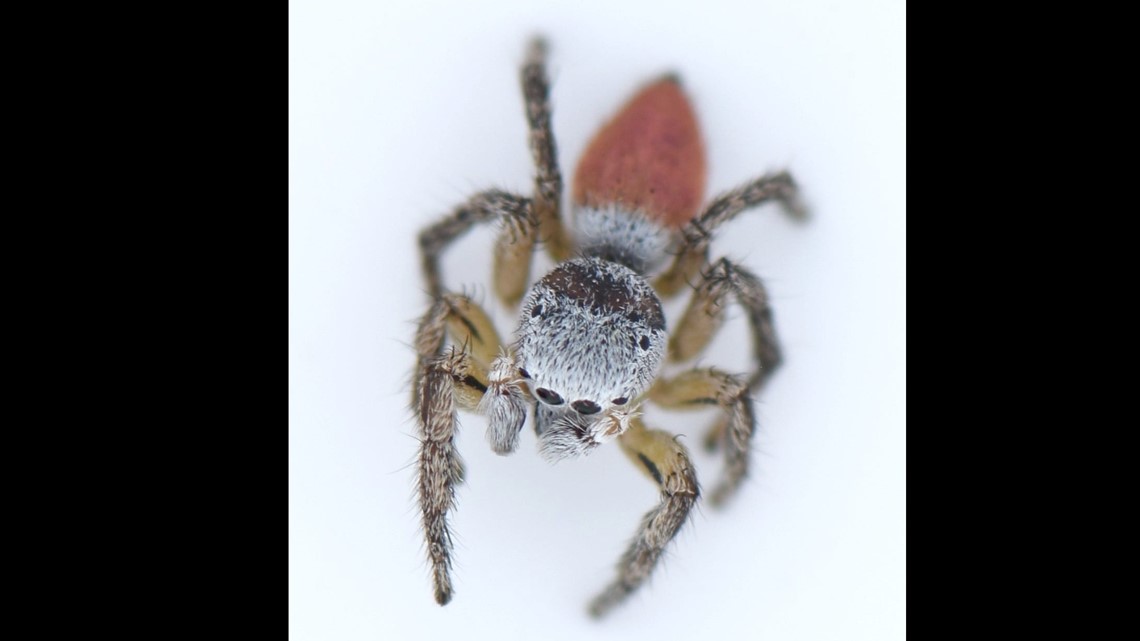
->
[537, 260, 665, 330]
[636, 452, 664, 486]
[573, 77, 707, 228]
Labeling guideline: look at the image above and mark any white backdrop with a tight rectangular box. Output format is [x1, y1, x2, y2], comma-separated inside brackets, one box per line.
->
[290, 1, 905, 639]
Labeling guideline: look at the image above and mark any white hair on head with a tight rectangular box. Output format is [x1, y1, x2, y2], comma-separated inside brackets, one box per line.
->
[514, 257, 666, 460]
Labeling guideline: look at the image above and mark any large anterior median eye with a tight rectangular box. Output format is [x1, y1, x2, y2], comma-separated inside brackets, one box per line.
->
[535, 388, 564, 405]
[571, 400, 601, 415]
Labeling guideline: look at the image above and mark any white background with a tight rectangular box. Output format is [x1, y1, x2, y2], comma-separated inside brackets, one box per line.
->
[290, 1, 905, 639]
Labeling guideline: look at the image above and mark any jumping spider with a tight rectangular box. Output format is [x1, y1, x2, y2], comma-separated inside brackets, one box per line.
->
[412, 37, 805, 617]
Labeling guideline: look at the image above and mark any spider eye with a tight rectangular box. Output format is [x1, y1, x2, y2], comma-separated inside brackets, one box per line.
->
[571, 400, 601, 415]
[518, 368, 531, 379]
[611, 397, 628, 406]
[535, 388, 563, 405]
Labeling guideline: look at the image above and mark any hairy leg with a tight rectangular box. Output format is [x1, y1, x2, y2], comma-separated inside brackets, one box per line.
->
[655, 171, 805, 297]
[521, 37, 571, 262]
[411, 294, 501, 409]
[416, 345, 470, 605]
[649, 368, 754, 507]
[589, 416, 699, 618]
[412, 295, 529, 605]
[668, 258, 783, 393]
[418, 189, 537, 307]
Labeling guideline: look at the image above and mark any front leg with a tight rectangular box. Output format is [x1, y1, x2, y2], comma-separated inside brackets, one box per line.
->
[416, 345, 469, 605]
[412, 293, 506, 410]
[412, 295, 529, 606]
[589, 416, 699, 618]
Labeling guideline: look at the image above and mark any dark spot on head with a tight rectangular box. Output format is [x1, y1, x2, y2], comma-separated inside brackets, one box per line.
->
[572, 400, 601, 415]
[535, 388, 563, 405]
[531, 305, 544, 318]
[537, 259, 664, 330]
[612, 397, 628, 406]
[639, 336, 650, 351]
[518, 368, 531, 379]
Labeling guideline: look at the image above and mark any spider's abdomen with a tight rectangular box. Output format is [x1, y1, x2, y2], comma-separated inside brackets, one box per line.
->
[572, 76, 707, 229]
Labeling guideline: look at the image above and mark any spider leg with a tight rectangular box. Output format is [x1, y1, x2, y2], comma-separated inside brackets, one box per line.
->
[417, 39, 567, 307]
[589, 416, 699, 618]
[416, 344, 471, 606]
[668, 258, 783, 458]
[521, 37, 571, 263]
[655, 171, 805, 297]
[649, 368, 753, 508]
[418, 190, 537, 308]
[669, 258, 783, 393]
[412, 294, 499, 409]
[412, 294, 529, 606]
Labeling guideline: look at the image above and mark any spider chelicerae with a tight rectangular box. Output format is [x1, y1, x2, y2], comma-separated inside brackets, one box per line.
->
[411, 36, 805, 618]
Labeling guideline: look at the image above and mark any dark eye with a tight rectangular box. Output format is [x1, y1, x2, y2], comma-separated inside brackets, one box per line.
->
[611, 397, 628, 406]
[535, 388, 563, 405]
[571, 400, 601, 415]
[518, 368, 531, 379]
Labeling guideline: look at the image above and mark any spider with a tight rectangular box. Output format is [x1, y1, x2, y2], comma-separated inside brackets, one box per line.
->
[411, 36, 805, 617]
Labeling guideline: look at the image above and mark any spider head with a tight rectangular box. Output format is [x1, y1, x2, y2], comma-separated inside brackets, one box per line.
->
[514, 257, 666, 460]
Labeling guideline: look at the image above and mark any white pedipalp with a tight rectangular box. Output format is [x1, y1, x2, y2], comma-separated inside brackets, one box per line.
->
[479, 352, 529, 455]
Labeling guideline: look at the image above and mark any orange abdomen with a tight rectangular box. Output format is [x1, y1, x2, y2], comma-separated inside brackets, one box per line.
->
[573, 77, 707, 228]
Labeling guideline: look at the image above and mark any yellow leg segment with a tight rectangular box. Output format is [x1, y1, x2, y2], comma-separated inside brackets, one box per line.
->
[492, 212, 539, 308]
[411, 292, 528, 606]
[649, 368, 754, 508]
[588, 416, 699, 618]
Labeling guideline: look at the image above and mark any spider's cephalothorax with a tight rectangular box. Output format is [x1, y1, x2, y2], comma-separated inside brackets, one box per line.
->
[411, 37, 805, 617]
[517, 257, 666, 460]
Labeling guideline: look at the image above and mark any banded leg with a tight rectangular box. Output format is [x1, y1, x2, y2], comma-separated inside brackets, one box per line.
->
[416, 345, 474, 605]
[655, 171, 805, 297]
[412, 293, 504, 410]
[589, 416, 699, 618]
[418, 189, 537, 307]
[669, 258, 783, 393]
[649, 368, 754, 507]
[667, 258, 782, 455]
[413, 294, 529, 606]
[521, 37, 571, 262]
